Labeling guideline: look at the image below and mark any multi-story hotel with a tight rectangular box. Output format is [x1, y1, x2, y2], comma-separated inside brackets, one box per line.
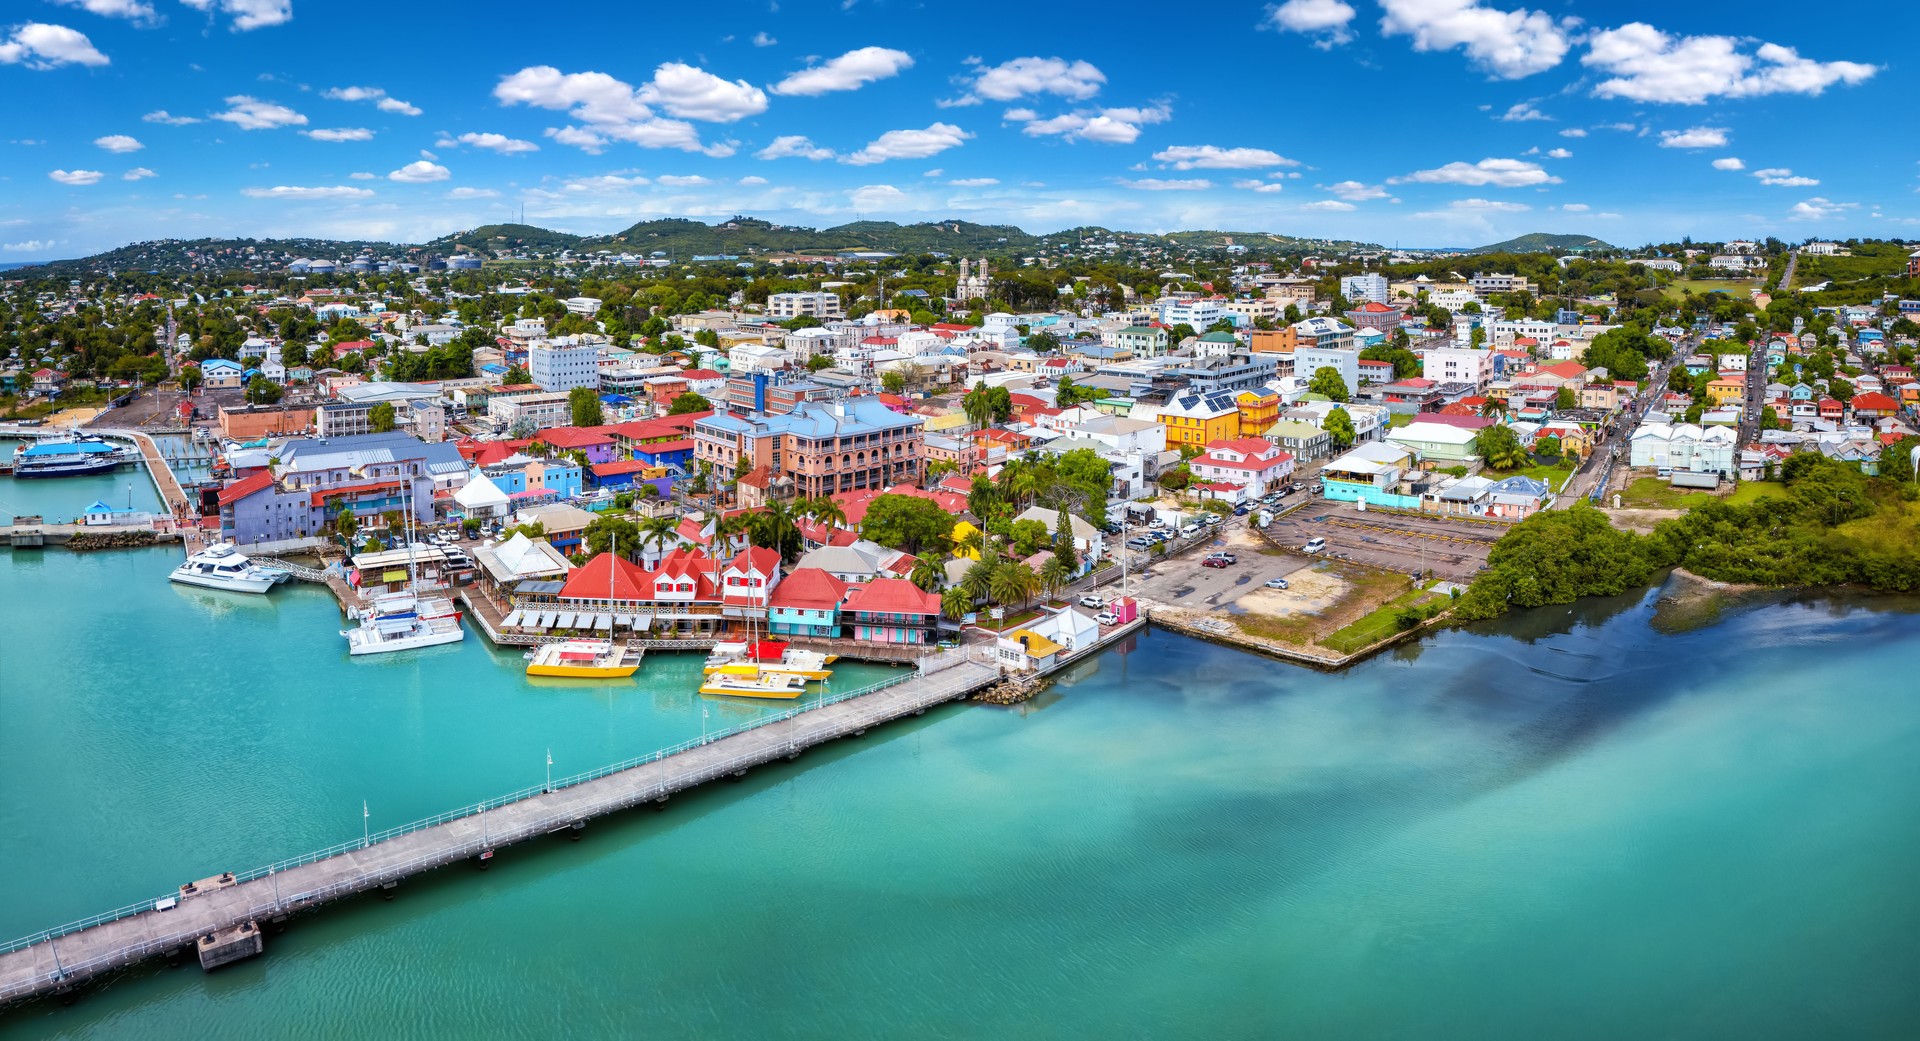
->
[692, 396, 925, 500]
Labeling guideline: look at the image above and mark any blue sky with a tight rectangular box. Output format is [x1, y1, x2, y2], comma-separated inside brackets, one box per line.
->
[1, 0, 1911, 259]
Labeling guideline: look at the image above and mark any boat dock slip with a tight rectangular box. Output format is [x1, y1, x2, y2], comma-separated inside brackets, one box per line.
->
[0, 652, 1000, 1006]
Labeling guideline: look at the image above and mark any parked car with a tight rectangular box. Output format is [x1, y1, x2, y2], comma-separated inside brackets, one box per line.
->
[1303, 537, 1327, 554]
[1209, 552, 1238, 564]
[1179, 524, 1203, 538]
[1233, 504, 1251, 516]
[1078, 595, 1105, 609]
[1265, 577, 1289, 590]
[1096, 611, 1119, 626]
[1201, 557, 1229, 569]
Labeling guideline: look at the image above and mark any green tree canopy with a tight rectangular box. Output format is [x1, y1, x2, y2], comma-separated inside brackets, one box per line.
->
[667, 392, 712, 415]
[859, 493, 953, 555]
[1324, 407, 1357, 450]
[1308, 366, 1350, 402]
[569, 386, 604, 427]
[368, 401, 396, 433]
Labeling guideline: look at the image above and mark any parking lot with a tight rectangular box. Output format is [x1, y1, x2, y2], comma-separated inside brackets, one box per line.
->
[1262, 499, 1500, 583]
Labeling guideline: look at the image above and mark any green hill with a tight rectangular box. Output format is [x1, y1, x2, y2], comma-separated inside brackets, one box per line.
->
[586, 217, 1044, 256]
[1472, 232, 1615, 254]
[427, 223, 586, 253]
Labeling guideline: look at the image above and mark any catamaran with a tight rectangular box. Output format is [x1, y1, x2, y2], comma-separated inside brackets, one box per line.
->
[526, 536, 640, 678]
[698, 669, 810, 699]
[10, 434, 137, 478]
[341, 489, 465, 655]
[702, 639, 835, 681]
[169, 542, 289, 594]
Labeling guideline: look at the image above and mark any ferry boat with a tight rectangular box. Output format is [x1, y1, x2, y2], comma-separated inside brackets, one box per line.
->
[10, 435, 137, 478]
[698, 670, 810, 700]
[703, 639, 835, 682]
[168, 543, 288, 594]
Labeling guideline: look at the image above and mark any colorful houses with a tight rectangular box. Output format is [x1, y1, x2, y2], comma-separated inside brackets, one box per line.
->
[767, 568, 849, 638]
[1189, 438, 1296, 497]
[841, 577, 942, 645]
[1156, 388, 1240, 449]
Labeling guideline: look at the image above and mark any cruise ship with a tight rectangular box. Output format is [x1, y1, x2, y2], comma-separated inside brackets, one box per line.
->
[169, 543, 289, 594]
[10, 435, 137, 478]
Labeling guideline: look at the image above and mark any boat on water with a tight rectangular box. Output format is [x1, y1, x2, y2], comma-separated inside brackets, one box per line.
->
[524, 532, 639, 678]
[341, 488, 465, 656]
[9, 435, 137, 478]
[703, 639, 836, 681]
[168, 543, 288, 594]
[698, 670, 810, 700]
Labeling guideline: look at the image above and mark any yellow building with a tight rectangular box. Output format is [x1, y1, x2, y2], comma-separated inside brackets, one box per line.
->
[950, 518, 983, 560]
[1706, 376, 1745, 405]
[1156, 388, 1241, 449]
[1235, 389, 1280, 437]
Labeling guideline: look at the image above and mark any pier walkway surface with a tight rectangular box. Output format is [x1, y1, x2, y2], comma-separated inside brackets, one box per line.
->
[91, 428, 193, 517]
[0, 650, 1000, 1006]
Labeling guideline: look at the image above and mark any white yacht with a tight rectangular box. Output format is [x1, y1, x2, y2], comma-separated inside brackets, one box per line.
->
[169, 543, 288, 594]
[340, 489, 466, 656]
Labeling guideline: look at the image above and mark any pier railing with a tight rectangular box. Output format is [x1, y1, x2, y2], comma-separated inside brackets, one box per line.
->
[0, 669, 929, 958]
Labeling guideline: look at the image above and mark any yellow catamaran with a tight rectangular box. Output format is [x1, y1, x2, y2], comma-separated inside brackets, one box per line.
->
[525, 535, 641, 679]
[702, 640, 836, 681]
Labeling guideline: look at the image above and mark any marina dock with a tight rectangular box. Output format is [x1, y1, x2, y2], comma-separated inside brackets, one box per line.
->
[0, 649, 1003, 1006]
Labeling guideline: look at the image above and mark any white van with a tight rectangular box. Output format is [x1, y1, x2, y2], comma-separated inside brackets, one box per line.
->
[1303, 537, 1327, 554]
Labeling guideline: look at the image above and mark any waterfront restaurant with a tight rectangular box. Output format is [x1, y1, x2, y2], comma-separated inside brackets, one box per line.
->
[515, 546, 781, 638]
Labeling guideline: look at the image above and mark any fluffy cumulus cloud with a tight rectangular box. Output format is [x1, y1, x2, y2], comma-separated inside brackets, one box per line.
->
[751, 31, 776, 47]
[212, 95, 306, 130]
[756, 134, 836, 160]
[1378, 0, 1574, 79]
[737, 175, 768, 185]
[241, 185, 376, 200]
[94, 134, 143, 153]
[387, 160, 449, 183]
[1325, 180, 1388, 200]
[949, 177, 999, 187]
[656, 174, 711, 187]
[446, 187, 499, 199]
[638, 62, 767, 122]
[1657, 126, 1728, 149]
[1789, 197, 1855, 221]
[1302, 199, 1356, 211]
[1015, 103, 1169, 145]
[1119, 178, 1212, 191]
[122, 166, 156, 180]
[843, 123, 971, 165]
[1560, 202, 1590, 212]
[1753, 167, 1818, 187]
[1584, 23, 1877, 105]
[302, 127, 373, 142]
[771, 46, 912, 96]
[1558, 127, 1587, 138]
[53, 0, 156, 21]
[452, 131, 537, 154]
[495, 65, 730, 156]
[849, 184, 909, 210]
[969, 56, 1106, 102]
[179, 0, 293, 31]
[1267, 0, 1356, 47]
[1711, 157, 1745, 171]
[48, 169, 104, 185]
[1233, 179, 1286, 193]
[0, 23, 111, 68]
[1391, 157, 1558, 187]
[323, 85, 421, 116]
[1498, 101, 1549, 122]
[1153, 145, 1296, 170]
[1545, 147, 1571, 158]
[143, 110, 200, 125]
[1447, 197, 1529, 212]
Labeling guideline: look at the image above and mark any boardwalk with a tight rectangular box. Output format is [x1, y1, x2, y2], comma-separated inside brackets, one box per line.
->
[0, 655, 1000, 1006]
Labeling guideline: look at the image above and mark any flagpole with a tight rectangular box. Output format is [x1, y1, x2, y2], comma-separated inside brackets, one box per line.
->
[362, 799, 369, 849]
[545, 748, 553, 793]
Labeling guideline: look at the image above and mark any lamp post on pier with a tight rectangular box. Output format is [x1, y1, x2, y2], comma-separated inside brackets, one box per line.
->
[362, 799, 369, 849]
[545, 748, 552, 793]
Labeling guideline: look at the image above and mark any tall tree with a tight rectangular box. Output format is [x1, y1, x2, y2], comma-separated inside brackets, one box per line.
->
[1308, 365, 1350, 402]
[569, 386, 604, 427]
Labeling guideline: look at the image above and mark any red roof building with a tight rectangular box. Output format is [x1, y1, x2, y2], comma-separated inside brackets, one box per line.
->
[558, 552, 653, 601]
[1850, 391, 1899, 418]
[841, 578, 941, 644]
[768, 567, 849, 611]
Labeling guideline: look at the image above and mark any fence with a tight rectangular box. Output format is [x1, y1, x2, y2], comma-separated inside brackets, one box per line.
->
[0, 670, 929, 959]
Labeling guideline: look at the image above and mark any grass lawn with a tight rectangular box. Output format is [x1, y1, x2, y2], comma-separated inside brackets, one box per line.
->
[1834, 499, 1920, 556]
[1485, 463, 1575, 486]
[1661, 278, 1762, 302]
[1726, 481, 1789, 506]
[1619, 477, 1790, 510]
[1320, 584, 1446, 654]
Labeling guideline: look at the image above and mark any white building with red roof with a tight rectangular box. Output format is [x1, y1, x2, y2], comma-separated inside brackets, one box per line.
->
[1190, 437, 1296, 497]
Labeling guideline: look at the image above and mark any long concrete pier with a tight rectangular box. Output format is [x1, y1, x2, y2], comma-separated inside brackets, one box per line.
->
[0, 652, 1001, 1006]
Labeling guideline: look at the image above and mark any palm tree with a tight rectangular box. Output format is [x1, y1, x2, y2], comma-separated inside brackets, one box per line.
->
[744, 499, 803, 562]
[332, 502, 359, 545]
[989, 560, 1038, 616]
[953, 525, 985, 560]
[803, 495, 847, 533]
[962, 385, 993, 431]
[961, 555, 997, 603]
[637, 514, 679, 563]
[909, 557, 944, 592]
[1038, 555, 1073, 603]
[941, 585, 973, 622]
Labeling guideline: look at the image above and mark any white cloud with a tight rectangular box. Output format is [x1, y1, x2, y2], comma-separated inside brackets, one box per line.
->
[1584, 23, 1877, 105]
[1267, 0, 1356, 47]
[143, 110, 200, 125]
[241, 185, 376, 200]
[323, 85, 421, 116]
[1498, 101, 1549, 121]
[1325, 180, 1388, 200]
[1753, 168, 1819, 187]
[1154, 144, 1296, 170]
[122, 166, 156, 180]
[1233, 179, 1286, 193]
[1391, 157, 1558, 187]
[494, 65, 727, 155]
[348, 171, 374, 180]
[2, 239, 57, 253]
[52, 0, 155, 22]
[970, 56, 1106, 101]
[843, 122, 971, 165]
[302, 127, 373, 142]
[376, 96, 421, 116]
[1545, 147, 1572, 158]
[1788, 197, 1855, 221]
[738, 175, 769, 185]
[949, 177, 999, 187]
[756, 134, 835, 160]
[1560, 202, 1590, 212]
[0, 23, 111, 68]
[94, 134, 143, 152]
[656, 174, 711, 187]
[179, 0, 292, 31]
[1657, 126, 1728, 149]
[1378, 0, 1574, 79]
[454, 131, 538, 153]
[639, 61, 767, 122]
[1302, 199, 1356, 211]
[771, 46, 913, 95]
[1558, 127, 1587, 138]
[387, 160, 449, 183]
[446, 187, 499, 199]
[48, 169, 104, 185]
[1711, 157, 1745, 171]
[1015, 103, 1169, 145]
[1596, 121, 1638, 132]
[1448, 197, 1530, 212]
[752, 31, 776, 47]
[1119, 178, 1212, 191]
[849, 184, 908, 210]
[212, 95, 306, 130]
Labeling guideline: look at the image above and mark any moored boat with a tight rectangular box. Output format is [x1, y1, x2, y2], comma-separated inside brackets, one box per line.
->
[169, 542, 288, 594]
[698, 670, 810, 700]
[702, 639, 835, 681]
[526, 638, 641, 678]
[10, 435, 137, 478]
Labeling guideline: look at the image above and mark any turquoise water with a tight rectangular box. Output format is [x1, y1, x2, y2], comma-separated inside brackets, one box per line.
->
[3, 548, 1919, 1039]
[0, 439, 164, 524]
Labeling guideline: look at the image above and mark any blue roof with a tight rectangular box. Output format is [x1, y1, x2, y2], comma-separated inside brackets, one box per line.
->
[21, 439, 117, 458]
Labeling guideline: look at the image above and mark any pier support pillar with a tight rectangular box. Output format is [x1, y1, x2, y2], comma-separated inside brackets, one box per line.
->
[196, 921, 263, 971]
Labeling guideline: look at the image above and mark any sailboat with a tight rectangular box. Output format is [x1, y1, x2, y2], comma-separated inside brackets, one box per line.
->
[341, 486, 466, 655]
[702, 639, 835, 681]
[526, 535, 641, 678]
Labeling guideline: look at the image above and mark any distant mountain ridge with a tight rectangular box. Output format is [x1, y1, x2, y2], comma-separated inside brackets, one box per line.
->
[1471, 232, 1615, 253]
[10, 216, 1373, 275]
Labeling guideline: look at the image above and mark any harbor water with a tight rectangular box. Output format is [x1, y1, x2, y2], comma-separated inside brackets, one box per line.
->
[3, 546, 1918, 1039]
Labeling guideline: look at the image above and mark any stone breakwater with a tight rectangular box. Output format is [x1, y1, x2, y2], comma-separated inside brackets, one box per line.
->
[65, 529, 160, 551]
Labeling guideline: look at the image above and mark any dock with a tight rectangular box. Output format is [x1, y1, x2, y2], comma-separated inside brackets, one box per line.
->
[0, 650, 1002, 1006]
